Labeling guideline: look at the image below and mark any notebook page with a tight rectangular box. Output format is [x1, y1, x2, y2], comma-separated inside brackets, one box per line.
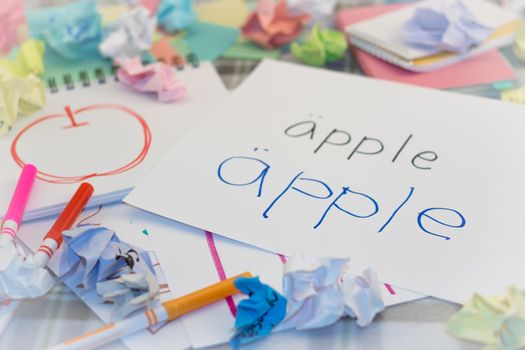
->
[0, 62, 227, 221]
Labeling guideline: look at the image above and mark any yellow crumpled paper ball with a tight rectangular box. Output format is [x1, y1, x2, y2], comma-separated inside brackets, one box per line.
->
[447, 287, 525, 350]
[0, 67, 46, 135]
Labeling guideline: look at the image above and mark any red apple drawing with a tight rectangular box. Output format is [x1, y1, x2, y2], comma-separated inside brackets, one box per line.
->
[11, 104, 152, 184]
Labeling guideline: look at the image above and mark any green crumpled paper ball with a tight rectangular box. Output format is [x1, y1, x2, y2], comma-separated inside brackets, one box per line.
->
[291, 24, 348, 67]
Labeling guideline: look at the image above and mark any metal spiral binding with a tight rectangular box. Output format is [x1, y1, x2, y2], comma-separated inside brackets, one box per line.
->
[46, 53, 200, 94]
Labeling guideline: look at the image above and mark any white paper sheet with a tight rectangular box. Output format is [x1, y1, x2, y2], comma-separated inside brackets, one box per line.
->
[0, 62, 227, 221]
[126, 59, 525, 304]
[17, 206, 191, 350]
[0, 300, 20, 335]
[140, 213, 423, 348]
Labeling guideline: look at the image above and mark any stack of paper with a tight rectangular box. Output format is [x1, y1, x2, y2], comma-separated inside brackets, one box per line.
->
[345, 0, 518, 71]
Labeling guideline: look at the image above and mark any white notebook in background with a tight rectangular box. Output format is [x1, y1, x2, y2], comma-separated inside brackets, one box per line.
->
[346, 0, 518, 72]
[0, 61, 228, 221]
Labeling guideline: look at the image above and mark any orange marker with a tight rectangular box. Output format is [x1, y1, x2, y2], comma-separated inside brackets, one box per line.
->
[34, 182, 94, 267]
[48, 272, 252, 350]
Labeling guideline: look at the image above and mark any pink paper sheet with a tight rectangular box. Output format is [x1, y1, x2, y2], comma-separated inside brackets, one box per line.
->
[336, 4, 515, 89]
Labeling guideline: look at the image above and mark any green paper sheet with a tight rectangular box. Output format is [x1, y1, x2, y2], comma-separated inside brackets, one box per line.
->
[170, 21, 240, 62]
[223, 38, 281, 60]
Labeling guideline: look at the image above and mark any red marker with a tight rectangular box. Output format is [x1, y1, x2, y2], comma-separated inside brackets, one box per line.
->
[34, 183, 94, 266]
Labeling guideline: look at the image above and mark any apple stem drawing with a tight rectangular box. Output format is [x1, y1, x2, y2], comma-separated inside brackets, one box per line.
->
[63, 105, 89, 129]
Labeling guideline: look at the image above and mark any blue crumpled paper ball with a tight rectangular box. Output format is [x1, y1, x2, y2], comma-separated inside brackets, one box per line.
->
[157, 0, 196, 33]
[29, 0, 103, 61]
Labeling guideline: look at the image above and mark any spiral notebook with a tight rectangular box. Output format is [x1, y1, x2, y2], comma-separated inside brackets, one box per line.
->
[0, 57, 228, 221]
[345, 0, 518, 72]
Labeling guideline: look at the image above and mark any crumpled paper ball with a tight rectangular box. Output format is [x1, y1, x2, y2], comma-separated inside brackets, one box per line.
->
[0, 67, 46, 135]
[276, 255, 385, 331]
[291, 24, 348, 66]
[97, 267, 159, 321]
[99, 6, 157, 60]
[401, 0, 493, 53]
[116, 56, 186, 102]
[35, 0, 103, 60]
[230, 276, 287, 350]
[0, 39, 45, 77]
[0, 240, 55, 301]
[241, 0, 310, 50]
[58, 225, 155, 294]
[448, 287, 525, 350]
[157, 0, 196, 33]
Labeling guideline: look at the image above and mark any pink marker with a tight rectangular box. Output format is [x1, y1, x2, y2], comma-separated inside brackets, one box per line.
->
[0, 164, 37, 245]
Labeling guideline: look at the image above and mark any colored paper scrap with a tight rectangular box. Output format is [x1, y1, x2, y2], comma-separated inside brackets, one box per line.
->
[97, 4, 130, 25]
[291, 24, 348, 66]
[513, 20, 525, 61]
[117, 57, 186, 102]
[276, 255, 384, 331]
[195, 0, 249, 28]
[99, 6, 157, 60]
[170, 21, 240, 61]
[447, 287, 525, 350]
[157, 0, 196, 33]
[151, 36, 185, 65]
[0, 0, 26, 54]
[223, 37, 281, 60]
[0, 39, 45, 77]
[501, 85, 525, 104]
[401, 0, 493, 53]
[241, 0, 310, 49]
[0, 240, 55, 300]
[97, 265, 159, 321]
[27, 0, 103, 61]
[58, 225, 155, 294]
[230, 276, 287, 350]
[0, 68, 46, 135]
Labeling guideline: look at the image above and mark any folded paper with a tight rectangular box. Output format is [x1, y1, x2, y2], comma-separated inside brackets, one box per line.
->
[276, 255, 384, 331]
[157, 0, 196, 33]
[97, 267, 159, 321]
[241, 0, 310, 49]
[447, 287, 525, 350]
[99, 6, 157, 60]
[0, 0, 26, 54]
[0, 240, 55, 301]
[58, 225, 154, 294]
[401, 0, 493, 53]
[291, 24, 347, 66]
[117, 57, 186, 102]
[230, 276, 287, 350]
[0, 68, 46, 135]
[33, 0, 103, 61]
[0, 39, 45, 77]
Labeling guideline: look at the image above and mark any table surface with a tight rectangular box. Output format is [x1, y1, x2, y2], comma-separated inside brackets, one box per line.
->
[3, 1, 525, 349]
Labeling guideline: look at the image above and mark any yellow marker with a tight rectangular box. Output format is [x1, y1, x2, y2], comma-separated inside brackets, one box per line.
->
[48, 272, 252, 350]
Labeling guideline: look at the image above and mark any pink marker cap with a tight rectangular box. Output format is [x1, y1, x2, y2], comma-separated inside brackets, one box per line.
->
[4, 164, 37, 225]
